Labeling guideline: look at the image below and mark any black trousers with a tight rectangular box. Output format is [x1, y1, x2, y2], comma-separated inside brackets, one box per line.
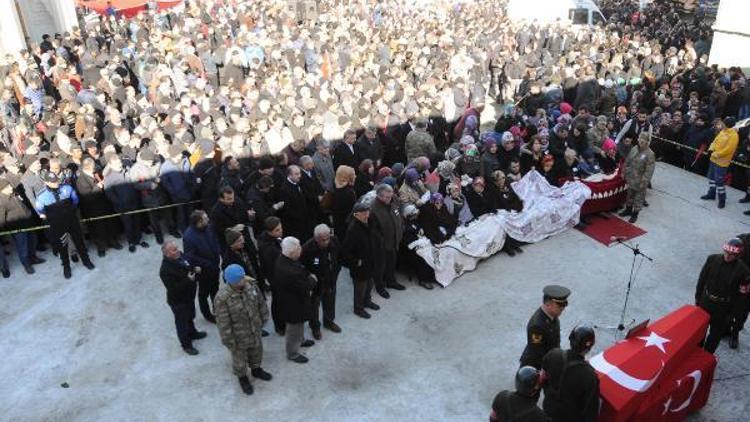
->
[701, 300, 730, 353]
[197, 269, 219, 319]
[147, 207, 175, 236]
[169, 301, 198, 348]
[51, 225, 90, 270]
[309, 284, 337, 330]
[353, 278, 373, 313]
[271, 284, 286, 333]
[373, 249, 397, 290]
[730, 297, 750, 338]
[120, 213, 142, 246]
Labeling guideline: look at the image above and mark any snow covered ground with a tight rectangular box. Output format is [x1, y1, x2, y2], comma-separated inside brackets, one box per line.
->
[1, 163, 749, 421]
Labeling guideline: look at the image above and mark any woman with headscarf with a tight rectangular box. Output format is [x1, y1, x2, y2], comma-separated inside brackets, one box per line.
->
[444, 182, 473, 225]
[398, 204, 437, 290]
[354, 159, 376, 197]
[332, 165, 357, 242]
[485, 170, 524, 256]
[457, 144, 482, 178]
[480, 134, 502, 181]
[598, 139, 620, 174]
[398, 168, 429, 207]
[519, 136, 544, 174]
[587, 115, 611, 157]
[497, 131, 519, 171]
[465, 176, 494, 218]
[418, 193, 457, 245]
[436, 160, 458, 195]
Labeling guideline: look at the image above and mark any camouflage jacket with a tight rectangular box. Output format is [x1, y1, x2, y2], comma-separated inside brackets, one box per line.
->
[624, 146, 655, 189]
[214, 277, 269, 350]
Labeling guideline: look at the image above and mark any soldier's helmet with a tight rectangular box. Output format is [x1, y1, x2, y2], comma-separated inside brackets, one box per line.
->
[515, 366, 540, 397]
[723, 237, 744, 256]
[569, 325, 596, 354]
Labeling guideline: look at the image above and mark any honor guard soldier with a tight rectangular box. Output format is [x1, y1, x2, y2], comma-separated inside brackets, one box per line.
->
[520, 285, 570, 369]
[490, 366, 548, 422]
[541, 326, 599, 422]
[695, 237, 749, 353]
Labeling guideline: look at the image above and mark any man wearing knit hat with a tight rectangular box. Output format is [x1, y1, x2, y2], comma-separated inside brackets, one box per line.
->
[214, 264, 271, 395]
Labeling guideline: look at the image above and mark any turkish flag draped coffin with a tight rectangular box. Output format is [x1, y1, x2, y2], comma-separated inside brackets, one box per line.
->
[593, 305, 717, 422]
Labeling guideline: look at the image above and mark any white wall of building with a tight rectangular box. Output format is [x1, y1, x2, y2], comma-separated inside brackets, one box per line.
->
[0, 0, 78, 56]
[709, 0, 750, 68]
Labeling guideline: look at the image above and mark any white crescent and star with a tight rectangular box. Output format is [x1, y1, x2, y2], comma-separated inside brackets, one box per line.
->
[662, 370, 702, 414]
[590, 331, 670, 393]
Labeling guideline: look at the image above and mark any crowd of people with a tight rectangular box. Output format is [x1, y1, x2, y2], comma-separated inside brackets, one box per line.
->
[0, 0, 748, 410]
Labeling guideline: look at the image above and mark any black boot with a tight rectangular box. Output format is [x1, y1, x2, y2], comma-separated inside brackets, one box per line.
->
[729, 332, 739, 349]
[63, 266, 72, 279]
[740, 193, 750, 203]
[618, 206, 633, 217]
[238, 376, 254, 395]
[251, 367, 272, 381]
[628, 211, 639, 224]
[718, 193, 726, 209]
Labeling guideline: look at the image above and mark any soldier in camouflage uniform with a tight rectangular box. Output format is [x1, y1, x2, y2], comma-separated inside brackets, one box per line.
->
[619, 132, 655, 223]
[214, 264, 272, 395]
[405, 119, 437, 163]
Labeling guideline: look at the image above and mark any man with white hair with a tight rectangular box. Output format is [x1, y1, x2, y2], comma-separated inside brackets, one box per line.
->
[274, 236, 317, 363]
[301, 224, 342, 339]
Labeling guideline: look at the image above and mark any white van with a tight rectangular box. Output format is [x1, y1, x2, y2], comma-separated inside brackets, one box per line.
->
[507, 0, 606, 26]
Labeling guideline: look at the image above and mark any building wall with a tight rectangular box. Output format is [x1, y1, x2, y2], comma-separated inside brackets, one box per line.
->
[0, 0, 77, 57]
[708, 0, 750, 68]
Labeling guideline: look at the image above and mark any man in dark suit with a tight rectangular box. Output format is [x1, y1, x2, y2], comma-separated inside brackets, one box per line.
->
[342, 202, 380, 319]
[274, 237, 317, 364]
[159, 240, 207, 355]
[332, 129, 358, 170]
[299, 156, 324, 223]
[301, 224, 341, 339]
[277, 165, 313, 242]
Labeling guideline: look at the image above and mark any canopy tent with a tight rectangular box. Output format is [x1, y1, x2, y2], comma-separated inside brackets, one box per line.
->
[76, 0, 183, 18]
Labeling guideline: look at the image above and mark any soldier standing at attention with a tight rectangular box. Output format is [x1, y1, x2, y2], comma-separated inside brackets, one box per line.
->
[214, 264, 272, 395]
[695, 238, 749, 353]
[619, 131, 655, 223]
[519, 285, 570, 369]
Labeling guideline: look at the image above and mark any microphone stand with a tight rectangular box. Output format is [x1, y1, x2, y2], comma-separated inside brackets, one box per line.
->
[595, 238, 653, 339]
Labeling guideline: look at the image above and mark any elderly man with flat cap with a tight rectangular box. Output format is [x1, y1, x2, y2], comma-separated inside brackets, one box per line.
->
[519, 285, 571, 370]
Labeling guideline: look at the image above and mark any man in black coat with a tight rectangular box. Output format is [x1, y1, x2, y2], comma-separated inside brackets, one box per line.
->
[342, 202, 380, 319]
[159, 240, 207, 355]
[209, 185, 262, 276]
[257, 216, 284, 334]
[245, 175, 281, 236]
[301, 224, 342, 339]
[355, 127, 383, 167]
[299, 156, 324, 222]
[76, 158, 121, 256]
[274, 237, 316, 364]
[277, 165, 313, 242]
[0, 178, 44, 276]
[695, 238, 749, 353]
[332, 129, 358, 170]
[369, 184, 405, 298]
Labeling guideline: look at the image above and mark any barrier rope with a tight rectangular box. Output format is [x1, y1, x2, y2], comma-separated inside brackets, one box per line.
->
[0, 200, 201, 236]
[648, 132, 750, 170]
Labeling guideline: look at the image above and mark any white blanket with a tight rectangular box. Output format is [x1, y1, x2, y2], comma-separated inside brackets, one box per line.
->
[410, 170, 591, 286]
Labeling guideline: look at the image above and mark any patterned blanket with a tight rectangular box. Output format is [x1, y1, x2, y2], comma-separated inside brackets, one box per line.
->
[409, 170, 591, 286]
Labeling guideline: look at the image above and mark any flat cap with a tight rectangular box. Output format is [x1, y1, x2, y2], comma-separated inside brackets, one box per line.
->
[352, 202, 370, 213]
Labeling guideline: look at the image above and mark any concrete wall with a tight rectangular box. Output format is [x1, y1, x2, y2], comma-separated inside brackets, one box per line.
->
[0, 0, 77, 56]
[708, 0, 750, 68]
